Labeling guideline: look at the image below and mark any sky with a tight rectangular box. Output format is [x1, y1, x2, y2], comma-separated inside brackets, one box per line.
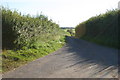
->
[1, 0, 119, 27]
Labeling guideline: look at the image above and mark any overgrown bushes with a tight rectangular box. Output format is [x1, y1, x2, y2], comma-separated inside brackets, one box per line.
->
[2, 7, 64, 49]
[75, 9, 119, 49]
[2, 7, 67, 72]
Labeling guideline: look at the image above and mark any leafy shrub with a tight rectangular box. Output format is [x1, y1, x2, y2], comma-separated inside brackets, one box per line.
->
[75, 9, 119, 49]
[2, 7, 64, 49]
[2, 7, 67, 72]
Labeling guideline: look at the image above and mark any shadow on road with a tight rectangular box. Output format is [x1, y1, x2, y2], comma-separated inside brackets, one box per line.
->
[65, 36, 118, 68]
[3, 36, 118, 78]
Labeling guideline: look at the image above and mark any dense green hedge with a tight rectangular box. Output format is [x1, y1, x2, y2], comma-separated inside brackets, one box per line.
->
[2, 7, 64, 49]
[75, 9, 119, 49]
[2, 7, 67, 72]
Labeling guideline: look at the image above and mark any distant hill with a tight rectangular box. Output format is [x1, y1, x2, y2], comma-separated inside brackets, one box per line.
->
[61, 27, 74, 29]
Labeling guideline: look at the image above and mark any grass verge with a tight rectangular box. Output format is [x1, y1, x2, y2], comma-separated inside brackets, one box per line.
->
[2, 37, 65, 73]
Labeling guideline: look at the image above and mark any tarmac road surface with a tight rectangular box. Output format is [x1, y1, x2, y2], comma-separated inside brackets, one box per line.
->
[3, 36, 118, 78]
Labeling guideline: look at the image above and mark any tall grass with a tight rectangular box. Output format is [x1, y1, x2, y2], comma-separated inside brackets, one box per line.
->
[75, 9, 119, 49]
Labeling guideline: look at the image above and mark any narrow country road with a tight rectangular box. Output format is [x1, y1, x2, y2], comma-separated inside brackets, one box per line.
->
[3, 37, 118, 78]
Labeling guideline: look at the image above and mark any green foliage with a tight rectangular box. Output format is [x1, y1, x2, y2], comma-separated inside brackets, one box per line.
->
[2, 7, 67, 72]
[66, 29, 75, 36]
[63, 29, 75, 36]
[75, 9, 119, 49]
[2, 7, 63, 49]
[2, 39, 64, 72]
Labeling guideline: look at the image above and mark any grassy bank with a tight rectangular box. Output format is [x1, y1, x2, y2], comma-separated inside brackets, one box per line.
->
[2, 7, 67, 73]
[2, 38, 65, 72]
[75, 9, 119, 49]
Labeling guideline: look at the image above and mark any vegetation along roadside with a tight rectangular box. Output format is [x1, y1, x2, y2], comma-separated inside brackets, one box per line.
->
[75, 9, 119, 49]
[2, 7, 68, 73]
